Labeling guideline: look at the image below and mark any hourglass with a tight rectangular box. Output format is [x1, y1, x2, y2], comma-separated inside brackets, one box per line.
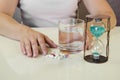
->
[84, 15, 111, 63]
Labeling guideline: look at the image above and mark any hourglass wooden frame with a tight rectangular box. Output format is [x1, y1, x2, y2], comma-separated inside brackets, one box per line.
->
[83, 15, 111, 63]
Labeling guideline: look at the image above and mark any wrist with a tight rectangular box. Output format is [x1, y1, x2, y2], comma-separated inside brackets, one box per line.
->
[14, 24, 31, 40]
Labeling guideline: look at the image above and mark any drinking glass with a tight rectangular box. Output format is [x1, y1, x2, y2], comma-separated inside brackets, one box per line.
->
[58, 18, 84, 52]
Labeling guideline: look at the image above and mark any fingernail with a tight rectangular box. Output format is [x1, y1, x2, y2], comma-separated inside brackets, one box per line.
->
[43, 51, 47, 55]
[27, 53, 32, 57]
[54, 44, 58, 48]
[23, 52, 26, 55]
[33, 54, 38, 58]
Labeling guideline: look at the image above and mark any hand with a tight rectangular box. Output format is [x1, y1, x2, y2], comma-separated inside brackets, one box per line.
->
[20, 28, 57, 58]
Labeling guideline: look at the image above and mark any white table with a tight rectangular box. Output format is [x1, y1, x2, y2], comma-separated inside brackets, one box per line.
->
[0, 27, 120, 80]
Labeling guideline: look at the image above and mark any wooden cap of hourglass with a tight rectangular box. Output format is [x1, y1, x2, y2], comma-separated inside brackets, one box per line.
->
[86, 15, 111, 22]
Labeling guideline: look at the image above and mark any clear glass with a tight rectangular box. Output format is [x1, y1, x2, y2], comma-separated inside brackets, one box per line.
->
[58, 18, 84, 52]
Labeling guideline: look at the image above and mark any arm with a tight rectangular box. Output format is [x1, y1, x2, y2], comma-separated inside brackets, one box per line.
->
[0, 0, 57, 57]
[83, 0, 117, 28]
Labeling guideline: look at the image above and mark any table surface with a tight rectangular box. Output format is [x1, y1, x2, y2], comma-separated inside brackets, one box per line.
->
[0, 27, 120, 80]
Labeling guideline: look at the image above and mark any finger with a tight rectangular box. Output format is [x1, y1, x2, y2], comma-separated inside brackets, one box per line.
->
[44, 36, 57, 48]
[38, 37, 47, 55]
[20, 40, 26, 55]
[30, 39, 39, 57]
[24, 40, 33, 57]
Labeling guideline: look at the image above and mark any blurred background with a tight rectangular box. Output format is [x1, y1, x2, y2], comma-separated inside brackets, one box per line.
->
[13, 0, 120, 26]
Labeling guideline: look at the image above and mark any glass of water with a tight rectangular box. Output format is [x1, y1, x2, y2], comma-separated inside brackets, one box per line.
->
[59, 18, 85, 52]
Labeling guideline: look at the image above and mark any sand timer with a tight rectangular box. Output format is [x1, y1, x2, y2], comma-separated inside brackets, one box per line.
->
[84, 15, 111, 63]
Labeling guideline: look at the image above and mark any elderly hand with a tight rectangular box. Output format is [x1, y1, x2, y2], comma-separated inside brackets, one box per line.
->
[20, 28, 57, 58]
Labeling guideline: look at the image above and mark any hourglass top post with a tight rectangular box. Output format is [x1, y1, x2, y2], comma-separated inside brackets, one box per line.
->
[86, 15, 111, 20]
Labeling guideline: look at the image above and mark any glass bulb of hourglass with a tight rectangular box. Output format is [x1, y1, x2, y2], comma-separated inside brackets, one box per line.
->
[90, 19, 106, 60]
[90, 39, 104, 59]
[90, 25, 105, 38]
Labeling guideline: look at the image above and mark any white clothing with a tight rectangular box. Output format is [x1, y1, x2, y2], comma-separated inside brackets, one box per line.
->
[19, 0, 79, 27]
